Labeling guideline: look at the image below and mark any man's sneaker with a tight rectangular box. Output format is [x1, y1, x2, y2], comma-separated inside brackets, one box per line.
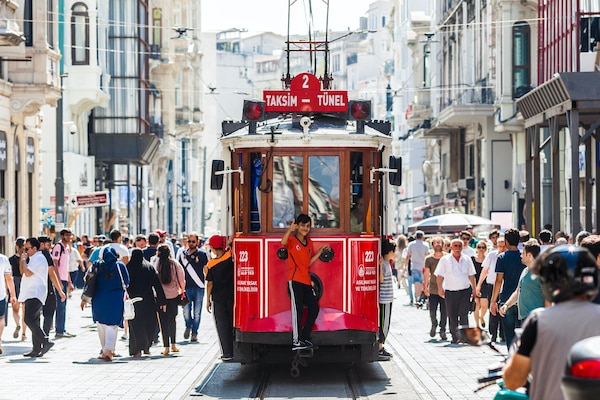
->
[40, 341, 55, 356]
[183, 328, 191, 340]
[378, 353, 390, 361]
[221, 354, 233, 362]
[56, 332, 76, 338]
[379, 348, 393, 358]
[190, 334, 198, 342]
[292, 341, 308, 351]
[440, 331, 448, 341]
[302, 339, 318, 349]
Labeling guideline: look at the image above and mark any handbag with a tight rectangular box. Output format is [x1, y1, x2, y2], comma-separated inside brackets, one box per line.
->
[116, 262, 141, 320]
[178, 292, 190, 306]
[175, 263, 189, 306]
[123, 294, 136, 320]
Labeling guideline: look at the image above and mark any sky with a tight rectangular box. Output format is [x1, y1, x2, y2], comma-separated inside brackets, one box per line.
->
[201, 0, 370, 36]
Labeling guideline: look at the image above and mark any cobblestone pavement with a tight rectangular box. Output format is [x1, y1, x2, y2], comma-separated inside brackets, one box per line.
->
[0, 285, 503, 399]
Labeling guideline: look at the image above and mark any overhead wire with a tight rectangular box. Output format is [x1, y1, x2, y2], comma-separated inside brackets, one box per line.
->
[29, 9, 594, 105]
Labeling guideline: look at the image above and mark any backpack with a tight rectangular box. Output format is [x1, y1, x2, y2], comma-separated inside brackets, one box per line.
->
[81, 259, 103, 303]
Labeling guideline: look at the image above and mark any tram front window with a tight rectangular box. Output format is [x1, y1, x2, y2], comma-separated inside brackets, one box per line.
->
[272, 156, 303, 228]
[309, 156, 340, 228]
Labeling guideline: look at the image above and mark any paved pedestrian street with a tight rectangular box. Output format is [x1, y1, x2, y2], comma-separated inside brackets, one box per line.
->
[0, 286, 502, 399]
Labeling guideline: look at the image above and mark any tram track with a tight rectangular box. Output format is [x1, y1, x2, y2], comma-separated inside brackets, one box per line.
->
[248, 363, 367, 399]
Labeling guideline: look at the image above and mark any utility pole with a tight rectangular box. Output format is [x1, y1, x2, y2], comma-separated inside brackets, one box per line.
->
[200, 146, 206, 235]
[55, 95, 64, 233]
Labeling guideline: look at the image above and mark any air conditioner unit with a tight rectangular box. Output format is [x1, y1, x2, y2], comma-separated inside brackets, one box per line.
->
[458, 177, 475, 190]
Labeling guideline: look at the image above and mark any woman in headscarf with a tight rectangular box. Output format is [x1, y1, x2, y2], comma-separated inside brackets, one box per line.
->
[83, 246, 129, 361]
[126, 248, 166, 357]
[154, 244, 185, 356]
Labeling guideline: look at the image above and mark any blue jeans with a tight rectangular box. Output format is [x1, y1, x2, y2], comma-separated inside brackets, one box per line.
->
[406, 274, 414, 302]
[183, 287, 205, 335]
[55, 280, 69, 334]
[501, 304, 518, 350]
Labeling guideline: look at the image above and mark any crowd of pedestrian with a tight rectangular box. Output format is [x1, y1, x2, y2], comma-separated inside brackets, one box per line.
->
[392, 224, 600, 356]
[0, 227, 234, 362]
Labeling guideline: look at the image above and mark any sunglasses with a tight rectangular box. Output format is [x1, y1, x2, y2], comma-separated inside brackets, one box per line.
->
[477, 246, 487, 249]
[24, 246, 32, 250]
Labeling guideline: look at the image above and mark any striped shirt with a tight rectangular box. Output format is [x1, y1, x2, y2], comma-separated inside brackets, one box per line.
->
[379, 259, 394, 304]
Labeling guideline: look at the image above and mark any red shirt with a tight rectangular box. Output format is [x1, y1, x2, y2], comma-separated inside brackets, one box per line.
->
[286, 234, 313, 285]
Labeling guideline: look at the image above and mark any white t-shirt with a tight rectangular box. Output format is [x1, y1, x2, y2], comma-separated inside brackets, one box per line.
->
[482, 249, 500, 284]
[110, 243, 130, 261]
[69, 246, 83, 272]
[462, 246, 476, 258]
[0, 254, 10, 301]
[18, 251, 48, 304]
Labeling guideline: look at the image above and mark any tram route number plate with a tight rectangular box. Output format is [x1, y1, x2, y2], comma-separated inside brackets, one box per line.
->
[264, 73, 348, 113]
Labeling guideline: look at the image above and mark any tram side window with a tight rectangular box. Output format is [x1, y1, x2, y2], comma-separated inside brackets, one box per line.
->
[250, 153, 262, 232]
[350, 153, 364, 232]
[309, 156, 340, 228]
[272, 155, 303, 228]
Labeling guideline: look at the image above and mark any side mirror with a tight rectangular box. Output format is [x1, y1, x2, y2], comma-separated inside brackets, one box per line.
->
[389, 155, 402, 186]
[210, 160, 225, 190]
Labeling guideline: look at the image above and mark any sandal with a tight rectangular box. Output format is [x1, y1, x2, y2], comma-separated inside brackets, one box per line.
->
[21, 334, 27, 341]
[161, 349, 170, 356]
[13, 326, 20, 339]
[171, 346, 179, 353]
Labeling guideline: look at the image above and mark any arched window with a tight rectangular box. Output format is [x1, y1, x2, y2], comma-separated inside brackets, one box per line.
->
[71, 3, 89, 65]
[512, 22, 531, 98]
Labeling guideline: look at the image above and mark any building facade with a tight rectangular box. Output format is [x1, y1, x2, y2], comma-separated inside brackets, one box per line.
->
[0, 0, 61, 253]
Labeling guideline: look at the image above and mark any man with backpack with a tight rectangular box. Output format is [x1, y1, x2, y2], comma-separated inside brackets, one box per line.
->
[52, 229, 76, 338]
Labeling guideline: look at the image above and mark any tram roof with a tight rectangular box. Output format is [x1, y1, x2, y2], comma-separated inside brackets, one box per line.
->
[220, 114, 392, 149]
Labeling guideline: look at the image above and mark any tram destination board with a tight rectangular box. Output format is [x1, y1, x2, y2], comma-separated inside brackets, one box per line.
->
[263, 72, 348, 113]
[70, 191, 109, 208]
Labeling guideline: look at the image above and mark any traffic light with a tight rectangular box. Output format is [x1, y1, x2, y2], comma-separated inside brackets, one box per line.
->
[348, 100, 371, 120]
[243, 100, 265, 121]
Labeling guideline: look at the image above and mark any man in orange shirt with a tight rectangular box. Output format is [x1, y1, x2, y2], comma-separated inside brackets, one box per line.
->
[282, 214, 330, 351]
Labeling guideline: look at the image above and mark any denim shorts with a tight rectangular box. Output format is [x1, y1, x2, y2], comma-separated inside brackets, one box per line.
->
[411, 269, 424, 283]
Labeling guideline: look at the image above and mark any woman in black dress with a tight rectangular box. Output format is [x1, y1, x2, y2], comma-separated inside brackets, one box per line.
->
[126, 249, 166, 357]
[472, 242, 488, 328]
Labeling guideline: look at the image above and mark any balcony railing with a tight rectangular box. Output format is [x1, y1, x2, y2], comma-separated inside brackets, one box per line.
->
[440, 82, 495, 110]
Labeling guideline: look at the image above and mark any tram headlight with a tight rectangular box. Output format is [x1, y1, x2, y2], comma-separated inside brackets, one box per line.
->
[348, 100, 371, 121]
[243, 100, 265, 121]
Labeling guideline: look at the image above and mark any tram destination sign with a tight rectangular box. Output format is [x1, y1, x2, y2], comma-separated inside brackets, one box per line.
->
[264, 72, 348, 113]
[70, 191, 109, 208]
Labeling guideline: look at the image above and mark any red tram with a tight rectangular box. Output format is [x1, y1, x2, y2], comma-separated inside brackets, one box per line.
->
[210, 72, 401, 365]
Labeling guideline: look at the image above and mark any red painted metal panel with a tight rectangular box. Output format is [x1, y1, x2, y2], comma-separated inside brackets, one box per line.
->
[233, 239, 262, 330]
[234, 235, 379, 335]
[348, 239, 379, 330]
[538, 0, 581, 84]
